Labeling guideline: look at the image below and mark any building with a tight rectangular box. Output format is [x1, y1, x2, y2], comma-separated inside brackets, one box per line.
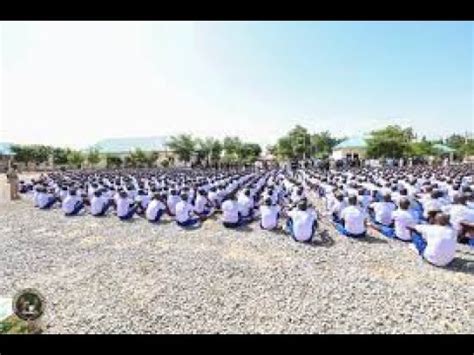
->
[87, 136, 176, 167]
[0, 142, 15, 172]
[331, 137, 368, 160]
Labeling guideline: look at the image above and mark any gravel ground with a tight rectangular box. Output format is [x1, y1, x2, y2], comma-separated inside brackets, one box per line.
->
[0, 176, 473, 333]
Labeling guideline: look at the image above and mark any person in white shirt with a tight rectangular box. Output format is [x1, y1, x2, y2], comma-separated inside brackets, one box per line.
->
[221, 194, 242, 228]
[286, 200, 317, 243]
[146, 193, 167, 223]
[442, 194, 474, 240]
[116, 191, 138, 220]
[328, 193, 346, 223]
[259, 197, 281, 230]
[90, 190, 111, 217]
[135, 189, 150, 215]
[37, 186, 58, 210]
[407, 213, 457, 267]
[194, 189, 213, 218]
[62, 189, 85, 216]
[335, 196, 367, 238]
[237, 189, 254, 221]
[369, 194, 396, 227]
[167, 189, 180, 216]
[387, 198, 416, 241]
[175, 194, 200, 228]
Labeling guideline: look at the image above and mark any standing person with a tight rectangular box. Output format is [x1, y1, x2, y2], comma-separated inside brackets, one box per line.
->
[6, 163, 20, 200]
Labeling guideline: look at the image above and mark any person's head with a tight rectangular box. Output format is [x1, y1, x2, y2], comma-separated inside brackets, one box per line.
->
[383, 194, 391, 203]
[94, 190, 102, 198]
[180, 193, 188, 201]
[69, 188, 77, 196]
[435, 212, 450, 226]
[399, 197, 410, 210]
[170, 189, 177, 196]
[297, 200, 308, 211]
[264, 196, 272, 206]
[119, 191, 128, 199]
[152, 193, 161, 201]
[348, 195, 357, 206]
[244, 188, 250, 196]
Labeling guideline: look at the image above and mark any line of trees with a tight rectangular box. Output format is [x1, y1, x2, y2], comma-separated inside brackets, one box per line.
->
[268, 125, 345, 161]
[165, 135, 262, 168]
[365, 125, 474, 160]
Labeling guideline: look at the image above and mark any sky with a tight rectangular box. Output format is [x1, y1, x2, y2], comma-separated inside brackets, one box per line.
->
[0, 21, 472, 149]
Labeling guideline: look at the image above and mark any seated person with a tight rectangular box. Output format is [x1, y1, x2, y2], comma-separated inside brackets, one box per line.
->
[221, 194, 242, 228]
[175, 193, 201, 227]
[135, 189, 150, 215]
[442, 194, 474, 243]
[166, 189, 180, 216]
[36, 186, 58, 210]
[145, 193, 167, 223]
[90, 189, 112, 217]
[194, 189, 213, 219]
[328, 193, 346, 223]
[334, 195, 367, 238]
[407, 213, 457, 267]
[369, 194, 396, 227]
[62, 189, 85, 216]
[390, 197, 416, 241]
[237, 188, 254, 222]
[116, 191, 138, 220]
[259, 197, 281, 230]
[286, 200, 317, 243]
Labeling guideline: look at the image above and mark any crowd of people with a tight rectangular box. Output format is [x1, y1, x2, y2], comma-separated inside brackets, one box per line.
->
[13, 163, 474, 268]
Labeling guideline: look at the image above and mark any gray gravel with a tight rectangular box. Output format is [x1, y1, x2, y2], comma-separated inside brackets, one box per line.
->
[0, 193, 473, 334]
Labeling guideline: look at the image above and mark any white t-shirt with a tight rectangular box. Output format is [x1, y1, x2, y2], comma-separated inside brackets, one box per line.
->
[260, 205, 280, 229]
[90, 196, 107, 215]
[287, 209, 316, 242]
[371, 202, 396, 226]
[238, 195, 253, 217]
[444, 204, 474, 233]
[116, 197, 133, 217]
[167, 195, 180, 215]
[62, 195, 81, 214]
[194, 195, 209, 214]
[221, 200, 239, 223]
[415, 225, 457, 266]
[145, 199, 166, 220]
[391, 209, 416, 240]
[175, 200, 194, 223]
[340, 206, 366, 235]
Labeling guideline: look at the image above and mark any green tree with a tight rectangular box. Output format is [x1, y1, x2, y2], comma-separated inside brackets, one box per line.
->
[446, 134, 467, 150]
[10, 145, 35, 166]
[86, 148, 101, 167]
[31, 145, 53, 166]
[223, 136, 242, 156]
[52, 147, 71, 165]
[129, 148, 149, 168]
[366, 125, 414, 159]
[408, 140, 436, 157]
[105, 155, 122, 168]
[195, 137, 222, 167]
[166, 134, 196, 165]
[237, 143, 262, 164]
[310, 131, 343, 158]
[67, 150, 85, 169]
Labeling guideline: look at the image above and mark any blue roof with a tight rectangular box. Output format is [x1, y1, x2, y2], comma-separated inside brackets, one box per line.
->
[0, 143, 15, 156]
[433, 143, 456, 153]
[333, 137, 368, 150]
[89, 136, 169, 154]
